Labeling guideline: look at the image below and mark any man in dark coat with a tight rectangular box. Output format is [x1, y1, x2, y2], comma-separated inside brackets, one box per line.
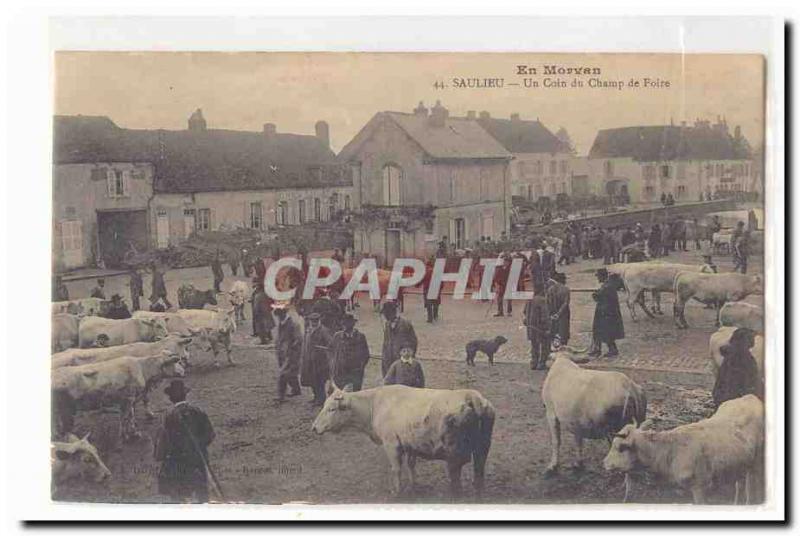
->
[589, 269, 625, 358]
[299, 313, 333, 406]
[311, 293, 344, 333]
[53, 275, 69, 301]
[540, 244, 556, 281]
[493, 255, 513, 317]
[251, 283, 274, 344]
[546, 273, 571, 346]
[524, 282, 550, 370]
[329, 313, 371, 391]
[90, 278, 106, 299]
[150, 261, 172, 309]
[154, 380, 215, 503]
[106, 294, 132, 319]
[129, 269, 144, 311]
[381, 301, 418, 376]
[421, 259, 441, 323]
[210, 254, 224, 293]
[712, 328, 764, 408]
[273, 306, 302, 402]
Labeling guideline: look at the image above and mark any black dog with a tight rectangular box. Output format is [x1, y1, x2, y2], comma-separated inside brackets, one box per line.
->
[465, 335, 508, 366]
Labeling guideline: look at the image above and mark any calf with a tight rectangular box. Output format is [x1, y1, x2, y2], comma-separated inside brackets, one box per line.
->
[541, 356, 646, 498]
[603, 395, 764, 504]
[719, 301, 764, 333]
[673, 273, 763, 328]
[52, 313, 80, 352]
[52, 433, 111, 485]
[52, 353, 185, 440]
[78, 317, 168, 348]
[312, 384, 495, 497]
[177, 284, 218, 309]
[176, 308, 236, 366]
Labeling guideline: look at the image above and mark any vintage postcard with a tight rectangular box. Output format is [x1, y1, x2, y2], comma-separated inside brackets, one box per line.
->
[48, 48, 777, 514]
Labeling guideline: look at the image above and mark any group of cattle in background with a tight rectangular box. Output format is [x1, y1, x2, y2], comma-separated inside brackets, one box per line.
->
[50, 252, 766, 504]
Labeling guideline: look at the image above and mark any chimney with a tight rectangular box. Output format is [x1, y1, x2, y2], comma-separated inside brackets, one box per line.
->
[413, 101, 428, 117]
[188, 108, 207, 132]
[511, 113, 520, 121]
[479, 111, 491, 120]
[315, 120, 330, 149]
[263, 123, 277, 137]
[429, 100, 448, 128]
[734, 125, 742, 139]
[466, 110, 476, 120]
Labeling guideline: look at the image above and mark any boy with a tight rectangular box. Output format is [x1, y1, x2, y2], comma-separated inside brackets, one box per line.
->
[383, 346, 425, 388]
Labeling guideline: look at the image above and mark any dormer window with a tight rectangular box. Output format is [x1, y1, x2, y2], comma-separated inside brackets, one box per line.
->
[382, 164, 402, 206]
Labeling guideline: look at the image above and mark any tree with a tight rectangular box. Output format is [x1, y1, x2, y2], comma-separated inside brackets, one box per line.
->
[555, 127, 576, 155]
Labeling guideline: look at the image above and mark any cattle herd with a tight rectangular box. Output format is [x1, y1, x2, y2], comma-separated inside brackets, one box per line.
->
[50, 255, 766, 505]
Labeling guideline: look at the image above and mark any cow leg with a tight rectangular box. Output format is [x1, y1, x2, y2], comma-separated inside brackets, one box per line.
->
[447, 460, 464, 497]
[224, 334, 235, 366]
[745, 470, 753, 505]
[406, 454, 417, 491]
[715, 302, 723, 327]
[654, 291, 663, 315]
[635, 290, 655, 319]
[674, 299, 688, 329]
[691, 486, 707, 505]
[623, 473, 632, 503]
[141, 390, 155, 421]
[210, 340, 221, 368]
[545, 409, 560, 476]
[384, 444, 403, 496]
[573, 434, 585, 471]
[625, 291, 638, 322]
[734, 479, 741, 505]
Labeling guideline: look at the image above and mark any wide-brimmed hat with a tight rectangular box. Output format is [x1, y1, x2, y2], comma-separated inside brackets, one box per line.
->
[110, 293, 124, 301]
[164, 380, 190, 399]
[341, 313, 357, 325]
[595, 268, 609, 278]
[380, 301, 398, 315]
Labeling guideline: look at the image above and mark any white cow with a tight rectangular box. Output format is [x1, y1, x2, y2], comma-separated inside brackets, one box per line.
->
[709, 326, 765, 379]
[52, 353, 185, 440]
[52, 313, 80, 352]
[673, 273, 763, 328]
[52, 334, 193, 369]
[603, 395, 764, 504]
[132, 310, 197, 337]
[712, 230, 734, 254]
[78, 316, 168, 348]
[176, 308, 237, 366]
[542, 356, 647, 502]
[719, 301, 764, 333]
[228, 280, 250, 324]
[312, 384, 495, 497]
[52, 433, 111, 485]
[52, 298, 110, 317]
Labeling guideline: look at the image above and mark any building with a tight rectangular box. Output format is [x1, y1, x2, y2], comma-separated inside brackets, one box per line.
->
[587, 118, 755, 204]
[475, 112, 573, 202]
[53, 111, 350, 270]
[338, 101, 512, 264]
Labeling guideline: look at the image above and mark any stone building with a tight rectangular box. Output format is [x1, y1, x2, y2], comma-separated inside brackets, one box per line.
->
[587, 118, 755, 204]
[53, 111, 350, 270]
[338, 101, 512, 264]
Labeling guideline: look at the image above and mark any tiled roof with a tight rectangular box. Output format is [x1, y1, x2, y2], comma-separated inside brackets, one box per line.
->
[588, 124, 752, 162]
[53, 115, 346, 193]
[477, 117, 567, 154]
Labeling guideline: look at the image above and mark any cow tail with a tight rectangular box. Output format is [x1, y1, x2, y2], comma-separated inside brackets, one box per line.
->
[473, 397, 495, 459]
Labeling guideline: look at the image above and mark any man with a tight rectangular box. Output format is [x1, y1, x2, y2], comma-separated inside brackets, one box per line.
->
[251, 282, 274, 344]
[540, 244, 556, 281]
[380, 301, 417, 376]
[311, 292, 344, 333]
[660, 222, 672, 256]
[90, 278, 106, 299]
[712, 328, 764, 408]
[493, 255, 512, 317]
[154, 380, 215, 503]
[150, 260, 172, 309]
[129, 269, 144, 311]
[732, 221, 749, 274]
[273, 305, 302, 402]
[106, 294, 132, 319]
[299, 313, 333, 406]
[421, 258, 441, 323]
[648, 224, 661, 258]
[331, 248, 344, 264]
[383, 346, 425, 388]
[589, 269, 624, 358]
[211, 254, 224, 294]
[546, 273, 571, 347]
[329, 313, 371, 391]
[53, 275, 69, 301]
[524, 282, 550, 370]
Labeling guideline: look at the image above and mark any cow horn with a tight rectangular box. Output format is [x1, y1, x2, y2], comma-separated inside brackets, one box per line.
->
[82, 431, 91, 442]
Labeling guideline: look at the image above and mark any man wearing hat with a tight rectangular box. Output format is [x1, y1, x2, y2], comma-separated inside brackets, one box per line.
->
[300, 312, 333, 406]
[589, 268, 624, 358]
[251, 281, 275, 345]
[273, 305, 302, 402]
[129, 268, 144, 311]
[154, 380, 215, 503]
[90, 278, 106, 300]
[381, 301, 417, 376]
[546, 272, 571, 347]
[329, 313, 371, 391]
[524, 281, 551, 370]
[106, 293, 132, 319]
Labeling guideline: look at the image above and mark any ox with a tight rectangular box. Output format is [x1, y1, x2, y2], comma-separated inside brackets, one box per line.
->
[177, 284, 218, 309]
[52, 433, 111, 485]
[52, 353, 185, 441]
[673, 273, 763, 328]
[603, 395, 764, 504]
[712, 230, 734, 255]
[228, 280, 250, 323]
[609, 262, 716, 320]
[542, 356, 646, 500]
[176, 308, 236, 366]
[312, 384, 495, 497]
[53, 334, 193, 370]
[719, 301, 764, 332]
[78, 316, 168, 348]
[709, 326, 764, 379]
[52, 313, 80, 352]
[132, 310, 197, 338]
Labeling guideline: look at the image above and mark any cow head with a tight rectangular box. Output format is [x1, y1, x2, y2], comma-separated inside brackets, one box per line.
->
[167, 336, 194, 367]
[311, 383, 355, 435]
[748, 275, 764, 295]
[159, 353, 186, 378]
[603, 419, 654, 473]
[140, 318, 169, 341]
[52, 432, 111, 484]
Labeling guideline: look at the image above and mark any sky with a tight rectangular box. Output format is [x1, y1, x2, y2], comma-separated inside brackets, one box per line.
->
[54, 52, 765, 154]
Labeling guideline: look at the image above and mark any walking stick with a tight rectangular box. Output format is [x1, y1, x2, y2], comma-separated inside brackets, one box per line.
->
[177, 413, 226, 502]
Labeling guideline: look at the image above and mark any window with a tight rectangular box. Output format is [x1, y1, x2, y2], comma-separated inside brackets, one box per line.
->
[549, 160, 557, 175]
[716, 163, 723, 177]
[382, 164, 402, 206]
[644, 185, 655, 195]
[329, 194, 338, 220]
[183, 209, 196, 238]
[677, 185, 686, 197]
[677, 163, 686, 180]
[197, 208, 211, 231]
[559, 160, 568, 175]
[480, 168, 490, 199]
[314, 198, 321, 221]
[106, 169, 128, 198]
[660, 165, 671, 179]
[277, 201, 288, 225]
[344, 195, 351, 212]
[643, 165, 656, 180]
[481, 213, 494, 238]
[604, 160, 614, 178]
[156, 210, 170, 248]
[449, 171, 458, 203]
[249, 202, 262, 229]
[298, 199, 306, 223]
[60, 220, 83, 267]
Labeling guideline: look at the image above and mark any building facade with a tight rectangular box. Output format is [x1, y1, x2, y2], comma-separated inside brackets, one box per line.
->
[587, 119, 756, 204]
[339, 102, 512, 264]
